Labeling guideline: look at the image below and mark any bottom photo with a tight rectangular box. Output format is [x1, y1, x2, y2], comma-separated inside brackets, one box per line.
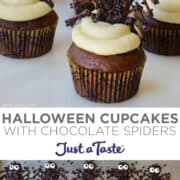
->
[0, 160, 178, 179]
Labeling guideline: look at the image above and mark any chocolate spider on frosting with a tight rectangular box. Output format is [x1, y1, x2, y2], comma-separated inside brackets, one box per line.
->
[66, 0, 140, 34]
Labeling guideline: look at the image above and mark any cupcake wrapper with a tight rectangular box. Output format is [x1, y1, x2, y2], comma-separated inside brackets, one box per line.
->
[143, 26, 180, 56]
[69, 61, 144, 103]
[0, 23, 57, 58]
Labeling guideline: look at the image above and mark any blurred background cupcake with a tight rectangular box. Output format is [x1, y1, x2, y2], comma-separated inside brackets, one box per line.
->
[0, 0, 58, 59]
[66, 0, 146, 103]
[134, 0, 180, 56]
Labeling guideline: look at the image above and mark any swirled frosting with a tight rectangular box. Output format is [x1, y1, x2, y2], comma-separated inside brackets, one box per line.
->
[147, 0, 180, 24]
[0, 0, 52, 21]
[72, 17, 140, 56]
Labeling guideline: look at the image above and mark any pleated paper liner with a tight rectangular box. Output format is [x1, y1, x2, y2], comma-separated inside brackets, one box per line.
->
[143, 26, 180, 56]
[69, 60, 145, 103]
[0, 23, 57, 59]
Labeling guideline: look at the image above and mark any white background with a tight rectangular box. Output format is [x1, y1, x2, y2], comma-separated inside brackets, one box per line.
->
[0, 1, 179, 107]
[0, 108, 179, 160]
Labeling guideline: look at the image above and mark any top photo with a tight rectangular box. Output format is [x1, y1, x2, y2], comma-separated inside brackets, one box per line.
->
[0, 0, 179, 107]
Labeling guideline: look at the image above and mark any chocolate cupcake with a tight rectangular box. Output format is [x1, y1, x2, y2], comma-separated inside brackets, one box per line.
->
[134, 0, 180, 56]
[66, 0, 146, 103]
[0, 0, 58, 59]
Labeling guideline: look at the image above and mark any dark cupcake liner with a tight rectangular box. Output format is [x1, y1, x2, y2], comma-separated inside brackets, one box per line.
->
[0, 23, 57, 58]
[143, 26, 180, 56]
[69, 60, 144, 103]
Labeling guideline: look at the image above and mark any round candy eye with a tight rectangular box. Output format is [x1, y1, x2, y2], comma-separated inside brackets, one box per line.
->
[149, 167, 155, 173]
[14, 165, 19, 171]
[50, 163, 56, 169]
[44, 163, 50, 169]
[118, 164, 123, 170]
[9, 165, 14, 170]
[123, 164, 129, 170]
[83, 163, 89, 170]
[155, 168, 160, 174]
[88, 163, 94, 170]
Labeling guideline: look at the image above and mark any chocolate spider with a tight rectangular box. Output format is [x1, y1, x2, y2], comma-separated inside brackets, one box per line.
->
[107, 162, 136, 180]
[32, 161, 68, 180]
[0, 161, 30, 180]
[147, 164, 170, 180]
[70, 0, 96, 14]
[72, 161, 103, 180]
[66, 0, 137, 34]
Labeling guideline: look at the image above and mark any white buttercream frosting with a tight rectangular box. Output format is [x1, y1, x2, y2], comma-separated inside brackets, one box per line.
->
[147, 0, 180, 24]
[0, 0, 52, 21]
[72, 17, 140, 56]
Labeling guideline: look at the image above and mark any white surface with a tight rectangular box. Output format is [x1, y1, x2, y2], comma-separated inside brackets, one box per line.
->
[0, 0, 179, 107]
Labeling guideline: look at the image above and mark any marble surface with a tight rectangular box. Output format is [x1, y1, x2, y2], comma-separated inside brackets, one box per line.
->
[0, 0, 179, 107]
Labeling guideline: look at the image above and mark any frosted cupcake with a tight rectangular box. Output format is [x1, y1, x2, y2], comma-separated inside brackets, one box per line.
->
[0, 0, 58, 58]
[67, 0, 146, 103]
[135, 0, 180, 56]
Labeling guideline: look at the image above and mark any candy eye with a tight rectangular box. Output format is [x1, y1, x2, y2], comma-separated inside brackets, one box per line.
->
[44, 163, 50, 169]
[83, 163, 89, 170]
[155, 168, 160, 174]
[123, 164, 129, 170]
[88, 163, 94, 170]
[14, 165, 19, 171]
[149, 167, 155, 173]
[50, 163, 56, 169]
[9, 165, 14, 170]
[118, 164, 123, 170]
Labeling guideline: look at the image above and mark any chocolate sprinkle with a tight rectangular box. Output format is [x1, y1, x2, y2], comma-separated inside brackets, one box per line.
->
[70, 0, 96, 14]
[40, 0, 54, 8]
[66, 0, 136, 30]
